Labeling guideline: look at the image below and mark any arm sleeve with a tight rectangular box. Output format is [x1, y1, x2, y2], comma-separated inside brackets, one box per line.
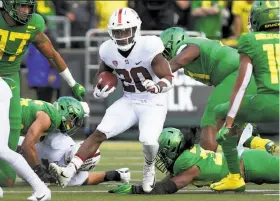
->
[237, 34, 255, 60]
[30, 14, 45, 42]
[146, 36, 165, 65]
[173, 152, 195, 176]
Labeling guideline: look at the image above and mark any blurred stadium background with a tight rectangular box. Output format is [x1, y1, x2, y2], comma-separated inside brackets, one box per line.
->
[17, 0, 278, 140]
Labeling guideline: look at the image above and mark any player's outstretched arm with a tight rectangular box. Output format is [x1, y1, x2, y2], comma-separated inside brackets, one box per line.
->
[225, 54, 253, 128]
[21, 111, 51, 168]
[32, 32, 85, 100]
[109, 165, 200, 194]
[169, 44, 200, 73]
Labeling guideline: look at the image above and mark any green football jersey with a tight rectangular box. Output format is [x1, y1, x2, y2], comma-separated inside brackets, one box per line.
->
[173, 144, 229, 185]
[20, 98, 61, 135]
[238, 32, 279, 93]
[0, 13, 45, 75]
[175, 37, 239, 86]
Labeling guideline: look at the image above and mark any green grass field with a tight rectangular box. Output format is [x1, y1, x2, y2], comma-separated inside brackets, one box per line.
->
[2, 141, 279, 201]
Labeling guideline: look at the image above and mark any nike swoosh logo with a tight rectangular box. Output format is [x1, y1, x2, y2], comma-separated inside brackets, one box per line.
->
[10, 86, 16, 90]
[150, 176, 156, 189]
[36, 195, 45, 201]
[135, 61, 141, 65]
[60, 171, 69, 178]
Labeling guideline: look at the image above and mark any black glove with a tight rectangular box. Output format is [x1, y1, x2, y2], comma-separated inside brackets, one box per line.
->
[33, 165, 57, 184]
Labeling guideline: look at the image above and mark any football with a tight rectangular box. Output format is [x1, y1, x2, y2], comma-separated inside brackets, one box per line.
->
[97, 71, 118, 90]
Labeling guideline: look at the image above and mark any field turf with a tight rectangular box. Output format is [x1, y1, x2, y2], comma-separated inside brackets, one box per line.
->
[2, 141, 279, 201]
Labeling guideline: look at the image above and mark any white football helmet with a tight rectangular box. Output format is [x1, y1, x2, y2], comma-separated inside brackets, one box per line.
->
[108, 7, 142, 51]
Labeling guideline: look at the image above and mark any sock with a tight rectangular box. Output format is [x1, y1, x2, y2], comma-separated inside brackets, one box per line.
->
[243, 136, 254, 148]
[104, 170, 120, 181]
[221, 135, 240, 174]
[67, 155, 84, 177]
[2, 149, 45, 190]
[142, 144, 159, 166]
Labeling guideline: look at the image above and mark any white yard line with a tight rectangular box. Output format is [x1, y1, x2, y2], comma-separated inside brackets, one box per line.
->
[3, 189, 279, 193]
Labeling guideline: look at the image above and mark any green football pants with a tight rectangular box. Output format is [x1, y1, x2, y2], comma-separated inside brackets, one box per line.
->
[215, 93, 279, 123]
[0, 73, 21, 186]
[201, 71, 257, 128]
[241, 149, 279, 184]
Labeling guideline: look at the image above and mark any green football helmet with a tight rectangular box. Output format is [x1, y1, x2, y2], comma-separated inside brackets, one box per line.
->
[2, 0, 36, 24]
[155, 127, 186, 173]
[160, 27, 189, 60]
[248, 1, 279, 32]
[54, 96, 85, 136]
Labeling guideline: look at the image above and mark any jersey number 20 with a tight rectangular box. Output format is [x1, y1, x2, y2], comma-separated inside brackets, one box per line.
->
[263, 44, 279, 84]
[115, 67, 152, 92]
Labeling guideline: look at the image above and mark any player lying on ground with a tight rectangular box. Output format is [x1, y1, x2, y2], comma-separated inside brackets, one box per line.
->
[160, 27, 275, 153]
[109, 127, 279, 194]
[19, 97, 88, 184]
[210, 1, 279, 192]
[0, 0, 85, 199]
[18, 132, 130, 186]
[49, 7, 174, 193]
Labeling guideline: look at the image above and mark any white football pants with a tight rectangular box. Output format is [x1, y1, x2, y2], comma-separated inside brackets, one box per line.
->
[97, 96, 167, 145]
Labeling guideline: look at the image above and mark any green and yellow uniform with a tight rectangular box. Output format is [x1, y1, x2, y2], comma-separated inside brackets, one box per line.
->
[215, 32, 279, 123]
[173, 144, 279, 185]
[0, 13, 45, 186]
[20, 98, 61, 135]
[191, 0, 224, 39]
[174, 37, 257, 128]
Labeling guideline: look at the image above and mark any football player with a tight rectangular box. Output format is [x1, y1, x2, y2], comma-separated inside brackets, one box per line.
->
[18, 133, 130, 186]
[160, 27, 275, 153]
[19, 97, 87, 184]
[49, 7, 174, 193]
[210, 1, 279, 192]
[108, 127, 279, 194]
[0, 0, 85, 200]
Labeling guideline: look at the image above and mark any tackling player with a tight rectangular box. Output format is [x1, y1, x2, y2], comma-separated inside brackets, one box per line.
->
[108, 127, 279, 194]
[18, 133, 130, 186]
[19, 97, 87, 184]
[50, 7, 174, 193]
[210, 1, 279, 192]
[0, 0, 85, 200]
[160, 26, 275, 153]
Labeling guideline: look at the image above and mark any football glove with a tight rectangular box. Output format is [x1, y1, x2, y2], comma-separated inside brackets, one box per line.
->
[93, 78, 116, 99]
[33, 165, 57, 184]
[108, 184, 133, 194]
[72, 83, 86, 101]
[142, 79, 161, 94]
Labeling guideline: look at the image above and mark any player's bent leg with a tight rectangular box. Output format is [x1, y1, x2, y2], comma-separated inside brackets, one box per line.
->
[138, 103, 167, 193]
[0, 79, 50, 200]
[241, 150, 279, 184]
[50, 97, 137, 187]
[199, 126, 218, 151]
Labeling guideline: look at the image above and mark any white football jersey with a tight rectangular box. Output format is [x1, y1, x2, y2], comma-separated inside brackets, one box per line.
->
[99, 35, 167, 103]
[18, 133, 89, 186]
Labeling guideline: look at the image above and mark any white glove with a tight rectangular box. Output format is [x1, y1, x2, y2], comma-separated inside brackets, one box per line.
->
[142, 79, 161, 94]
[93, 78, 116, 99]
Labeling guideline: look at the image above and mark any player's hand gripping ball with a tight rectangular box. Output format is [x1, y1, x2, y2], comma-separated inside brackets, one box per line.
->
[93, 72, 117, 99]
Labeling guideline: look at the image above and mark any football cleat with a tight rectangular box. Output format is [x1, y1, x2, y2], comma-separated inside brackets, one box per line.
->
[250, 137, 276, 155]
[117, 168, 131, 184]
[210, 173, 245, 192]
[142, 163, 156, 193]
[27, 187, 51, 201]
[49, 163, 71, 188]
